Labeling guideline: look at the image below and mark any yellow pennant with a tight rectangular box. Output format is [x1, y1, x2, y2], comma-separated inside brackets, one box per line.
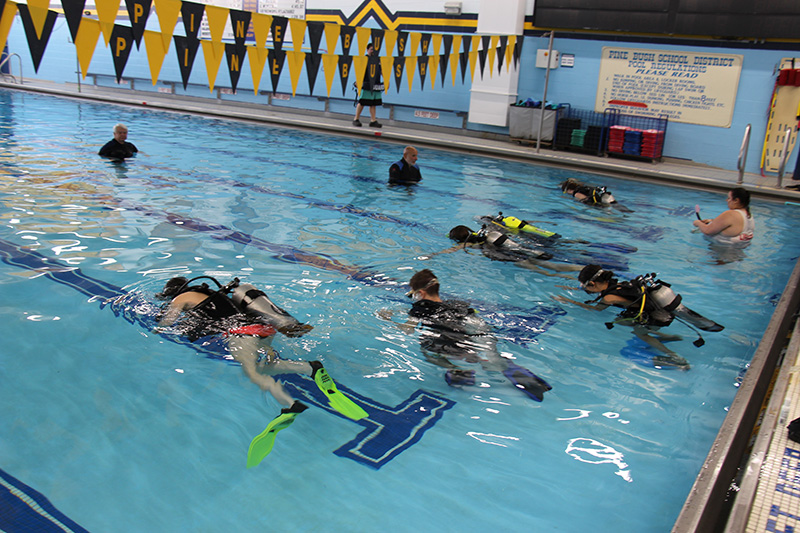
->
[429, 55, 440, 90]
[323, 23, 340, 54]
[95, 0, 121, 46]
[201, 40, 225, 92]
[143, 29, 168, 85]
[506, 35, 516, 72]
[380, 55, 393, 93]
[0, 1, 19, 56]
[251, 13, 272, 49]
[74, 18, 100, 78]
[405, 56, 416, 92]
[286, 50, 305, 95]
[289, 19, 306, 52]
[383, 30, 397, 56]
[153, 0, 181, 52]
[488, 35, 498, 76]
[352, 54, 367, 89]
[432, 34, 442, 57]
[321, 53, 338, 97]
[355, 26, 370, 56]
[468, 50, 478, 82]
[247, 45, 269, 93]
[204, 5, 228, 43]
[26, 0, 50, 40]
[450, 35, 461, 86]
[409, 33, 420, 57]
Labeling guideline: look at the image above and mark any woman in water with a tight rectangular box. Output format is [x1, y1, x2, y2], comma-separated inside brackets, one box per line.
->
[692, 187, 754, 247]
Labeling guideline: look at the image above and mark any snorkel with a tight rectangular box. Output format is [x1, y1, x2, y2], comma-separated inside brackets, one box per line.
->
[695, 205, 702, 220]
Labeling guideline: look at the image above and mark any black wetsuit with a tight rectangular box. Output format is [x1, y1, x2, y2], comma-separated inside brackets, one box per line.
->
[389, 159, 422, 184]
[599, 279, 674, 327]
[179, 290, 256, 341]
[409, 299, 493, 358]
[473, 230, 553, 263]
[573, 185, 611, 206]
[99, 139, 138, 159]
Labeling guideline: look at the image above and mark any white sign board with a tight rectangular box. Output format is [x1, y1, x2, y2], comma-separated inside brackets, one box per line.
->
[595, 47, 743, 127]
[258, 0, 306, 19]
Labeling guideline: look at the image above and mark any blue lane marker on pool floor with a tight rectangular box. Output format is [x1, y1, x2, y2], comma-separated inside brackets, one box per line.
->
[0, 468, 90, 533]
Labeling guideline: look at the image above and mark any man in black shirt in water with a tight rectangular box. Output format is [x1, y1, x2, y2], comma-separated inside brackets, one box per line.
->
[99, 123, 138, 160]
[389, 146, 422, 184]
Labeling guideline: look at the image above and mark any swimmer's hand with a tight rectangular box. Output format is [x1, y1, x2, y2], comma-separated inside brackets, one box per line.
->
[377, 309, 394, 320]
[278, 323, 313, 337]
[552, 295, 573, 304]
[554, 285, 580, 291]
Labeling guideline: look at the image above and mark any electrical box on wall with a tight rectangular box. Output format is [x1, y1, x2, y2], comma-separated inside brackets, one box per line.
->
[536, 49, 560, 69]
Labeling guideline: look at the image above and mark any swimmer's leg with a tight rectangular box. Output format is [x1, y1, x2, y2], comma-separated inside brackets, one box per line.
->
[246, 401, 308, 467]
[309, 361, 368, 420]
[518, 259, 581, 279]
[633, 325, 690, 370]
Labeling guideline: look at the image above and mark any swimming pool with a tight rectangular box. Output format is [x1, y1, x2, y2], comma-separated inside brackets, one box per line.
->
[1, 88, 799, 532]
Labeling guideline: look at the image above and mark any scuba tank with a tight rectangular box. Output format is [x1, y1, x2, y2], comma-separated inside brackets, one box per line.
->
[230, 281, 305, 332]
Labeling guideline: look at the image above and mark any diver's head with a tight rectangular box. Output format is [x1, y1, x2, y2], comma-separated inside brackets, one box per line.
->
[729, 187, 751, 214]
[560, 178, 580, 193]
[578, 265, 615, 294]
[408, 269, 440, 299]
[156, 276, 189, 300]
[448, 225, 474, 243]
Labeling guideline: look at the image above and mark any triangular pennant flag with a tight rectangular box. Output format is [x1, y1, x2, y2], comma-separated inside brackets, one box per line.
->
[204, 5, 229, 43]
[417, 55, 428, 90]
[289, 18, 306, 52]
[74, 16, 100, 78]
[449, 34, 461, 86]
[154, 0, 181, 51]
[419, 33, 431, 56]
[439, 53, 448, 85]
[321, 53, 337, 97]
[409, 32, 420, 57]
[429, 55, 440, 89]
[513, 35, 523, 68]
[285, 49, 305, 96]
[339, 25, 354, 55]
[17, 4, 56, 73]
[27, 0, 51, 40]
[355, 26, 370, 56]
[396, 31, 408, 56]
[109, 24, 134, 82]
[180, 1, 204, 41]
[380, 55, 393, 93]
[0, 0, 17, 60]
[247, 44, 269, 93]
[352, 54, 367, 91]
[96, 0, 121, 46]
[337, 54, 352, 96]
[230, 9, 251, 49]
[143, 29, 168, 84]
[440, 34, 452, 85]
[505, 35, 515, 72]
[392, 56, 404, 93]
[173, 34, 200, 89]
[323, 23, 339, 54]
[305, 51, 321, 95]
[498, 35, 507, 72]
[251, 12, 271, 48]
[61, 0, 86, 42]
[365, 55, 382, 91]
[432, 34, 442, 56]
[225, 43, 246, 93]
[478, 47, 487, 78]
[383, 30, 397, 56]
[271, 16, 288, 51]
[371, 29, 384, 54]
[201, 39, 225, 91]
[125, 0, 150, 48]
[487, 35, 498, 74]
[267, 47, 286, 93]
[404, 56, 415, 92]
[459, 36, 471, 84]
[468, 50, 478, 82]
[307, 22, 324, 54]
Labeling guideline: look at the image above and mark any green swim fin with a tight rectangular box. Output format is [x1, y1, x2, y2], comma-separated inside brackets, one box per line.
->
[310, 362, 368, 421]
[246, 402, 306, 468]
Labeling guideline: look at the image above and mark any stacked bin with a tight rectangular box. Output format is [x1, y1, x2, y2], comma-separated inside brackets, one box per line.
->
[553, 107, 611, 156]
[605, 112, 668, 162]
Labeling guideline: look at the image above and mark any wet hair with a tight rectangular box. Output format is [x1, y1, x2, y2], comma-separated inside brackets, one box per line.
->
[730, 187, 751, 217]
[560, 178, 583, 193]
[409, 269, 440, 297]
[156, 277, 189, 300]
[578, 265, 616, 286]
[113, 123, 128, 133]
[448, 225, 474, 243]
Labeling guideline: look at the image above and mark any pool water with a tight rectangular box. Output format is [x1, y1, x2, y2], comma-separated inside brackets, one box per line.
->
[1, 89, 799, 532]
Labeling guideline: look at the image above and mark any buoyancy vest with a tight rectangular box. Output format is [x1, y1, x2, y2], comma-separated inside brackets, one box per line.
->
[600, 274, 681, 327]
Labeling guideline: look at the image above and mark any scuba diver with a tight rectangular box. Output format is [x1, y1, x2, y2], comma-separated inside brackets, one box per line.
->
[155, 275, 367, 467]
[438, 224, 583, 278]
[560, 178, 632, 212]
[554, 265, 724, 370]
[379, 269, 551, 401]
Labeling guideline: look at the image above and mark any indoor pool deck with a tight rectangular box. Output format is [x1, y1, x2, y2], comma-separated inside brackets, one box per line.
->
[2, 78, 800, 533]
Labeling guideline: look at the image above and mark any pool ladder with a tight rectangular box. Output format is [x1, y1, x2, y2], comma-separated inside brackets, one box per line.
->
[0, 53, 22, 84]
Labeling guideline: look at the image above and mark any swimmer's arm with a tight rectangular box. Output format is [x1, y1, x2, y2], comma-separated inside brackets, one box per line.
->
[419, 244, 468, 259]
[552, 295, 610, 311]
[692, 210, 733, 235]
[155, 294, 195, 327]
[378, 309, 418, 333]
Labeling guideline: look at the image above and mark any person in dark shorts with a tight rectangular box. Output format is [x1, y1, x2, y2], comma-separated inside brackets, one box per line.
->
[352, 42, 384, 128]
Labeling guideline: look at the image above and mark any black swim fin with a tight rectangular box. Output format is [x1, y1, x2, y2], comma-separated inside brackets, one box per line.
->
[674, 305, 724, 332]
[502, 363, 552, 402]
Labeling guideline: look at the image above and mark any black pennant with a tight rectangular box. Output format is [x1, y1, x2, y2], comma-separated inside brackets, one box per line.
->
[441, 35, 453, 84]
[442, 34, 453, 57]
[229, 9, 251, 50]
[61, 0, 85, 42]
[417, 56, 428, 90]
[173, 35, 200, 89]
[497, 35, 507, 72]
[338, 54, 352, 96]
[267, 48, 285, 93]
[459, 37, 472, 84]
[180, 1, 204, 41]
[419, 33, 431, 56]
[513, 38, 523, 68]
[17, 4, 57, 73]
[477, 47, 487, 78]
[305, 52, 322, 95]
[124, 0, 150, 48]
[339, 25, 355, 55]
[225, 43, 246, 93]
[370, 28, 384, 53]
[393, 56, 404, 92]
[271, 16, 288, 51]
[396, 31, 408, 57]
[307, 22, 324, 54]
[366, 55, 381, 89]
[109, 24, 134, 82]
[439, 53, 448, 85]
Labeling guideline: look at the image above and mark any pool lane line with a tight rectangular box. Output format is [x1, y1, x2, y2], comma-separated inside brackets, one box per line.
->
[0, 468, 90, 533]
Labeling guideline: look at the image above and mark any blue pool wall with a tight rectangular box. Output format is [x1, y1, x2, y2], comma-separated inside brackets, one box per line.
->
[4, 9, 799, 174]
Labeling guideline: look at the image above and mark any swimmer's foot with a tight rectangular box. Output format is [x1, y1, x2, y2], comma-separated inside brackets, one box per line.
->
[502, 362, 552, 402]
[653, 354, 691, 371]
[444, 369, 476, 387]
[278, 323, 314, 337]
[246, 401, 307, 468]
[309, 361, 368, 420]
[369, 121, 382, 128]
[352, 119, 362, 127]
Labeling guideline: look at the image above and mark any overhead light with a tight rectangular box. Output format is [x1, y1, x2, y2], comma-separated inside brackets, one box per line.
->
[444, 1, 462, 15]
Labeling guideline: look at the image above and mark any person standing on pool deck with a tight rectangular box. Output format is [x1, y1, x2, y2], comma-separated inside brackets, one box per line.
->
[389, 146, 422, 184]
[98, 123, 138, 160]
[154, 276, 367, 466]
[352, 42, 384, 128]
[692, 187, 754, 247]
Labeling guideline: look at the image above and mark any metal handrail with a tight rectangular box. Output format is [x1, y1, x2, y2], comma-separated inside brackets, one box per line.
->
[736, 123, 751, 184]
[0, 53, 22, 84]
[777, 127, 792, 188]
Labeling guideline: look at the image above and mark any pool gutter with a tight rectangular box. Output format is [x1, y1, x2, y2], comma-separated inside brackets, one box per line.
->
[672, 257, 800, 532]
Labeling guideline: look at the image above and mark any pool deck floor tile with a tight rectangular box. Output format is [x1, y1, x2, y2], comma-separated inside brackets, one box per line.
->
[2, 78, 800, 533]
